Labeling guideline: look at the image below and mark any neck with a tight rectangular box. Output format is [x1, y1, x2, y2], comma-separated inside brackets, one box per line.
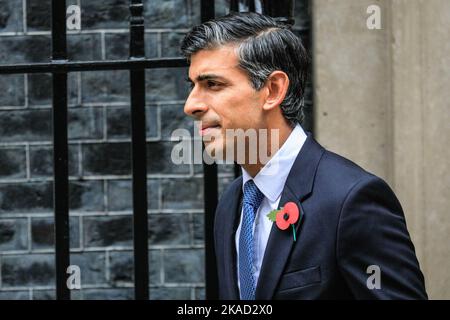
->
[241, 122, 294, 178]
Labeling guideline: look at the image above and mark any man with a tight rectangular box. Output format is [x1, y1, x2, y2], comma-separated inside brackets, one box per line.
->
[181, 12, 427, 299]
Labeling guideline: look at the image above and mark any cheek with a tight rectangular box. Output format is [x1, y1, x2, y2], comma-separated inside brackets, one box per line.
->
[211, 90, 262, 128]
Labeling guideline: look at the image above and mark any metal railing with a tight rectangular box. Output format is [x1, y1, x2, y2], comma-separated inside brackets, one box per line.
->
[0, 0, 295, 300]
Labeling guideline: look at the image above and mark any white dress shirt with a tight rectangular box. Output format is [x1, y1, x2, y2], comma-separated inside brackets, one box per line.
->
[236, 124, 308, 294]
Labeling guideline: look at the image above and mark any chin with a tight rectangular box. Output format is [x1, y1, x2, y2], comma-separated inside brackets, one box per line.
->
[204, 139, 230, 163]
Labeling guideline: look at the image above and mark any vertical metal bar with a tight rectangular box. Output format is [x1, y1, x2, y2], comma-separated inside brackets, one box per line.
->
[229, 0, 239, 12]
[200, 0, 219, 300]
[201, 0, 215, 21]
[129, 0, 149, 300]
[248, 0, 255, 12]
[51, 0, 70, 300]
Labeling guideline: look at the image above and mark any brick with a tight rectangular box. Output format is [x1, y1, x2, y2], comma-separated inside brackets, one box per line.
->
[82, 142, 131, 176]
[80, 0, 128, 30]
[1, 254, 55, 287]
[151, 287, 191, 300]
[218, 164, 236, 175]
[146, 106, 159, 138]
[0, 180, 103, 215]
[106, 106, 157, 139]
[144, 0, 192, 28]
[193, 162, 237, 177]
[83, 215, 132, 247]
[28, 73, 78, 106]
[160, 32, 185, 58]
[194, 163, 239, 176]
[106, 106, 131, 139]
[107, 179, 159, 211]
[149, 249, 162, 285]
[193, 162, 202, 175]
[148, 213, 190, 246]
[192, 213, 204, 245]
[0, 0, 23, 32]
[27, 73, 51, 106]
[145, 33, 159, 59]
[31, 289, 81, 300]
[29, 144, 79, 178]
[82, 142, 189, 176]
[31, 216, 80, 250]
[0, 147, 26, 179]
[215, 0, 230, 17]
[109, 250, 160, 286]
[161, 178, 203, 210]
[104, 33, 129, 61]
[31, 289, 83, 300]
[107, 179, 133, 211]
[195, 287, 205, 300]
[82, 288, 133, 300]
[26, 0, 49, 31]
[69, 180, 105, 212]
[146, 68, 190, 102]
[0, 109, 52, 142]
[0, 218, 28, 251]
[0, 75, 24, 106]
[108, 251, 133, 284]
[32, 289, 82, 300]
[0, 35, 51, 64]
[105, 33, 158, 60]
[148, 180, 160, 210]
[164, 249, 204, 284]
[0, 291, 29, 300]
[67, 34, 103, 61]
[71, 252, 107, 285]
[160, 104, 193, 139]
[0, 182, 52, 214]
[31, 290, 54, 300]
[68, 107, 104, 140]
[81, 70, 129, 104]
[147, 142, 190, 174]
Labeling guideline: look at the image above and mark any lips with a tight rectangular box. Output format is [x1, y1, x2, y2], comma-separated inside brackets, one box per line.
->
[199, 123, 221, 136]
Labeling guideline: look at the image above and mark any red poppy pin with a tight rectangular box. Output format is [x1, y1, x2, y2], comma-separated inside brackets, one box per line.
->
[267, 202, 300, 241]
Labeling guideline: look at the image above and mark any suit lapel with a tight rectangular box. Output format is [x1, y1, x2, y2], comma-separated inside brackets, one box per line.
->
[255, 133, 325, 299]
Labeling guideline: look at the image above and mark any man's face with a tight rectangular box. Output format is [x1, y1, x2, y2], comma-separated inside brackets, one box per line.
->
[184, 45, 267, 159]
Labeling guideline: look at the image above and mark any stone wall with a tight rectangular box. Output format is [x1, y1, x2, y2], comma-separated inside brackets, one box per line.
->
[313, 0, 450, 299]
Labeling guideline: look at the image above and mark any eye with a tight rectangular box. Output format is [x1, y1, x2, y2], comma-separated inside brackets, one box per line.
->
[207, 80, 221, 89]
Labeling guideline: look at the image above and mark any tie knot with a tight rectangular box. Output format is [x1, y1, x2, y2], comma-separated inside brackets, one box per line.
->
[243, 180, 264, 209]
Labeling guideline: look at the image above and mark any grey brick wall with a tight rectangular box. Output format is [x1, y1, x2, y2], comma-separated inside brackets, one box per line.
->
[0, 0, 311, 300]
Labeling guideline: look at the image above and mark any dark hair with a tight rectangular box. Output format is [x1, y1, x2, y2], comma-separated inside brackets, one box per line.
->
[180, 12, 309, 125]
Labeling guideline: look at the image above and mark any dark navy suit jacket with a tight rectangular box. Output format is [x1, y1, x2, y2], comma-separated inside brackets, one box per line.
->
[214, 133, 427, 299]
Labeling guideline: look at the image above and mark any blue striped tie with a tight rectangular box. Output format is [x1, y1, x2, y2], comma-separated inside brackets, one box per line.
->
[239, 180, 264, 300]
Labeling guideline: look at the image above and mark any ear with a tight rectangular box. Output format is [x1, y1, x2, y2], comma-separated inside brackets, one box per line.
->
[262, 71, 290, 111]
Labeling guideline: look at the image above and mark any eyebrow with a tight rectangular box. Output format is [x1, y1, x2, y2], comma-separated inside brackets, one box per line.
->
[186, 74, 228, 83]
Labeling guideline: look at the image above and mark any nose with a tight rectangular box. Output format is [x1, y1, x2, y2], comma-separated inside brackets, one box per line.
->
[184, 89, 208, 118]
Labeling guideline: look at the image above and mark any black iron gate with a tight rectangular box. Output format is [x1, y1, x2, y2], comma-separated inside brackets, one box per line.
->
[0, 0, 296, 300]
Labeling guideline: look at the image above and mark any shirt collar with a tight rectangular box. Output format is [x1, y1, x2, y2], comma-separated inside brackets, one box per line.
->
[242, 124, 307, 202]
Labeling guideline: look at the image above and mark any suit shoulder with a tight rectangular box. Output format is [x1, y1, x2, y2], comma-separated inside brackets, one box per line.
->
[318, 148, 380, 186]
[311, 146, 396, 206]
